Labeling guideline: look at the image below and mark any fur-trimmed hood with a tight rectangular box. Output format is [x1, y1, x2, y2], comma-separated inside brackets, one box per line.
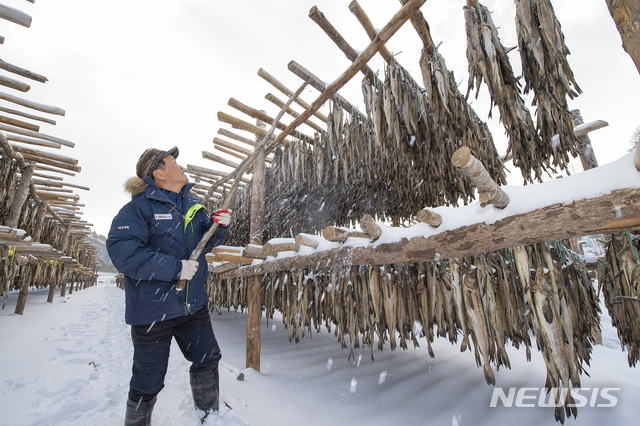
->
[123, 176, 195, 199]
[124, 176, 148, 196]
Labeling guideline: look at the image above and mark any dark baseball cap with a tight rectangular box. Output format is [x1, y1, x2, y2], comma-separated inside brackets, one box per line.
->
[136, 146, 179, 178]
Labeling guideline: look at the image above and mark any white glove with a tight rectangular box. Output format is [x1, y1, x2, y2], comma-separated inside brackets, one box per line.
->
[179, 259, 199, 281]
[213, 209, 232, 227]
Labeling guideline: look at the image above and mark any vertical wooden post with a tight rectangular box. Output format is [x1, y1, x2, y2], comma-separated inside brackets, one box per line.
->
[60, 272, 67, 297]
[570, 109, 599, 171]
[31, 201, 47, 241]
[250, 118, 267, 245]
[4, 161, 35, 229]
[606, 0, 640, 74]
[47, 264, 58, 303]
[61, 222, 72, 253]
[3, 250, 18, 310]
[246, 118, 267, 371]
[14, 270, 30, 315]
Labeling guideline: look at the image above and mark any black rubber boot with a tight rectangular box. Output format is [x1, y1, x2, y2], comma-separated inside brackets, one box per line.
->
[190, 364, 219, 423]
[124, 394, 156, 426]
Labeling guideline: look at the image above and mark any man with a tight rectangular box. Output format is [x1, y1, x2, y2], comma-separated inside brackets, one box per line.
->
[107, 146, 230, 425]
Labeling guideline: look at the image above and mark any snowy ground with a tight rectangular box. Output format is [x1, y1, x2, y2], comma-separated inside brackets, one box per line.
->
[1, 271, 639, 426]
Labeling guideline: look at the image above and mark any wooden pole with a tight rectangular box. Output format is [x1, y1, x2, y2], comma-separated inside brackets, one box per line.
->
[20, 154, 82, 172]
[218, 128, 258, 147]
[257, 68, 330, 124]
[264, 93, 323, 133]
[47, 265, 58, 303]
[349, 1, 394, 64]
[217, 111, 291, 144]
[187, 164, 250, 184]
[288, 61, 366, 120]
[250, 119, 267, 246]
[267, 0, 428, 154]
[10, 143, 78, 164]
[0, 114, 39, 131]
[452, 146, 509, 209]
[14, 266, 30, 315]
[35, 164, 76, 177]
[0, 105, 55, 125]
[32, 200, 47, 241]
[606, 0, 640, 74]
[213, 144, 247, 162]
[202, 150, 247, 170]
[7, 134, 61, 149]
[570, 109, 599, 171]
[246, 274, 262, 366]
[0, 74, 30, 92]
[0, 90, 64, 116]
[0, 59, 48, 83]
[214, 187, 640, 279]
[213, 137, 252, 156]
[0, 123, 75, 147]
[203, 78, 313, 200]
[61, 221, 72, 253]
[228, 97, 313, 141]
[5, 161, 35, 228]
[398, 0, 435, 54]
[203, 0, 427, 206]
[0, 4, 32, 28]
[178, 78, 313, 290]
[308, 5, 377, 83]
[246, 118, 267, 371]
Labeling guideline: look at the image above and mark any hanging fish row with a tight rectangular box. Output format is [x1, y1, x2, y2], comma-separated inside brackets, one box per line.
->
[600, 232, 640, 368]
[222, 58, 507, 246]
[513, 242, 599, 424]
[0, 246, 68, 309]
[464, 2, 551, 184]
[514, 0, 581, 172]
[0, 156, 20, 221]
[208, 243, 600, 423]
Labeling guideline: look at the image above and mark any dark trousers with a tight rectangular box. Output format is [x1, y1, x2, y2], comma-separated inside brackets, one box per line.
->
[129, 307, 221, 401]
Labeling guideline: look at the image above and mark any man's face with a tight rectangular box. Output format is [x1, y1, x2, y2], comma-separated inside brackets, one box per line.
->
[156, 155, 188, 188]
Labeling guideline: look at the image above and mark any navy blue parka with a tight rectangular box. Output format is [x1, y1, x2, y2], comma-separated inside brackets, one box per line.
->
[107, 176, 227, 326]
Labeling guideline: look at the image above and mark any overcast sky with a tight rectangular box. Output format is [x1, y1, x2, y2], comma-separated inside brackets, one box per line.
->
[1, 0, 638, 237]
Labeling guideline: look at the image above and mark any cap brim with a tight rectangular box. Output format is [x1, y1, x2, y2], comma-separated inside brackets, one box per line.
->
[166, 146, 179, 159]
[147, 147, 179, 177]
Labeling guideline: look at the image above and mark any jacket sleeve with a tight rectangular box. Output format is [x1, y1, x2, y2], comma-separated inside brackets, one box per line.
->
[107, 202, 181, 282]
[203, 213, 229, 250]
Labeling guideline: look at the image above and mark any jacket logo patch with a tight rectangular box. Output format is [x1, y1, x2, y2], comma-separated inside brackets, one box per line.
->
[155, 213, 172, 220]
[117, 226, 129, 230]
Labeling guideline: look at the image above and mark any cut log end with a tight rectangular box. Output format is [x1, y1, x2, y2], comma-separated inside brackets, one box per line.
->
[479, 192, 509, 209]
[416, 209, 442, 227]
[360, 214, 382, 239]
[451, 146, 471, 168]
[262, 242, 300, 256]
[295, 234, 320, 249]
[323, 225, 372, 243]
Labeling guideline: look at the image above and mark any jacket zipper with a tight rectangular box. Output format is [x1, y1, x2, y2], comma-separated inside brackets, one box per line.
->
[165, 203, 191, 314]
